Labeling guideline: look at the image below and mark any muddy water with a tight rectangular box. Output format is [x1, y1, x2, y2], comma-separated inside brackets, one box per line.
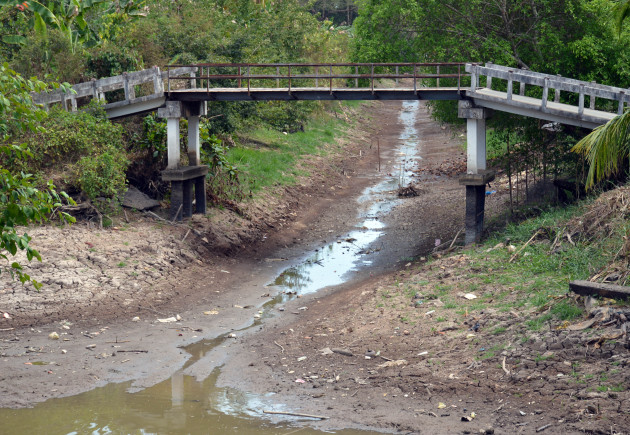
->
[0, 101, 423, 434]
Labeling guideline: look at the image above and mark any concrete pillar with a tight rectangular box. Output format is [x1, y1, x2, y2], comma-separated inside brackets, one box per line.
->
[182, 180, 193, 218]
[466, 117, 486, 174]
[170, 180, 184, 220]
[465, 185, 486, 245]
[161, 166, 209, 221]
[458, 100, 493, 245]
[194, 176, 207, 214]
[187, 116, 200, 166]
[166, 118, 180, 169]
[158, 101, 183, 169]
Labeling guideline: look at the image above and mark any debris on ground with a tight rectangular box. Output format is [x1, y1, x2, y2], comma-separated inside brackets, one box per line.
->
[397, 185, 419, 197]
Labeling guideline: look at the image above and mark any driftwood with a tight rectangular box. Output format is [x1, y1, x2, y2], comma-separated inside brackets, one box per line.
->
[569, 280, 630, 300]
[263, 410, 328, 420]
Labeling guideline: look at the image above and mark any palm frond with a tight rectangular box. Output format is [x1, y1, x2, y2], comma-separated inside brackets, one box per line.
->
[614, 0, 630, 37]
[572, 111, 630, 189]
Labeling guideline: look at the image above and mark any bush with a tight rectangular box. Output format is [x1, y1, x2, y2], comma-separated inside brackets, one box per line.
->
[6, 103, 128, 198]
[10, 30, 86, 83]
[11, 105, 124, 173]
[74, 149, 129, 201]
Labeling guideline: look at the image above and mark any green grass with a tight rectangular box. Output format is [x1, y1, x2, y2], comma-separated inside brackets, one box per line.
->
[228, 107, 354, 195]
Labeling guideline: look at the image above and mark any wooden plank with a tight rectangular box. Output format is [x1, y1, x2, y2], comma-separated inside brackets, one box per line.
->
[569, 280, 630, 300]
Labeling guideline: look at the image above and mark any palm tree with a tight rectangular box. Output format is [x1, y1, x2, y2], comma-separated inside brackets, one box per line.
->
[572, 111, 630, 189]
[570, 1, 630, 189]
[615, 0, 630, 36]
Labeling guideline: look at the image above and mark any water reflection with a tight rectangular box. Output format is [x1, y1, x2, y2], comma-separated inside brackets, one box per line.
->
[273, 100, 421, 297]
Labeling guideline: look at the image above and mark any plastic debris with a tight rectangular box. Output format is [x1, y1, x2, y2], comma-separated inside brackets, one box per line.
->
[48, 332, 59, 340]
[157, 317, 177, 323]
[463, 293, 477, 300]
[438, 402, 446, 409]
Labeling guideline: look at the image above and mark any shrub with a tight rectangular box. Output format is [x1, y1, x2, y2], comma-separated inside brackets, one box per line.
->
[74, 148, 129, 201]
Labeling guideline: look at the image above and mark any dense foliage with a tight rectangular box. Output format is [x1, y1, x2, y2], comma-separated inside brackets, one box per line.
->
[352, 0, 630, 200]
[0, 65, 74, 287]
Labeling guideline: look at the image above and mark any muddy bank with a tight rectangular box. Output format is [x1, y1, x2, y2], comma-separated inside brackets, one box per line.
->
[0, 100, 442, 409]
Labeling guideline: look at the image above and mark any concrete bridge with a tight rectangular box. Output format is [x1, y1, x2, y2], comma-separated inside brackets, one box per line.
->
[33, 63, 630, 244]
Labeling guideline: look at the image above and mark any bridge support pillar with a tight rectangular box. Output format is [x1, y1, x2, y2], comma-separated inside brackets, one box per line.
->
[458, 100, 494, 244]
[162, 166, 209, 221]
[183, 101, 207, 166]
[159, 101, 208, 220]
[158, 101, 182, 169]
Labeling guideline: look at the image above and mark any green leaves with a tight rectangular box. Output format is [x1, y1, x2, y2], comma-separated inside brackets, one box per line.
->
[615, 0, 630, 37]
[0, 150, 75, 288]
[572, 110, 630, 189]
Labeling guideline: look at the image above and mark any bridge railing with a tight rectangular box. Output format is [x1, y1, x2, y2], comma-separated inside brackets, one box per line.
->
[32, 66, 197, 112]
[165, 63, 470, 94]
[468, 63, 630, 116]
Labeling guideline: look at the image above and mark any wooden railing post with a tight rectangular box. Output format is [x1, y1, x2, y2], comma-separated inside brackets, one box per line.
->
[355, 66, 358, 88]
[506, 71, 513, 101]
[414, 64, 417, 94]
[618, 91, 626, 115]
[590, 81, 597, 110]
[371, 64, 374, 94]
[329, 64, 333, 94]
[578, 84, 585, 116]
[436, 65, 440, 88]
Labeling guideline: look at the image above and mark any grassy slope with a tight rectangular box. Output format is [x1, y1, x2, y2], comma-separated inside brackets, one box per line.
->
[228, 101, 362, 196]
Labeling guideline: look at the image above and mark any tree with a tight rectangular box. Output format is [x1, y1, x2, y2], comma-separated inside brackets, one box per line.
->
[572, 111, 630, 189]
[615, 0, 630, 36]
[0, 0, 148, 51]
[0, 63, 75, 288]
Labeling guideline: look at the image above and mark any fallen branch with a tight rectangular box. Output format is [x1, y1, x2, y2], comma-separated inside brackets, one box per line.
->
[263, 410, 328, 420]
[171, 204, 183, 224]
[181, 228, 191, 243]
[502, 356, 510, 375]
[449, 227, 464, 249]
[274, 341, 284, 353]
[509, 229, 541, 263]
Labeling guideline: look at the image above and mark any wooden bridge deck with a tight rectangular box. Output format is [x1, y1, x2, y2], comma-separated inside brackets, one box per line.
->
[167, 87, 464, 102]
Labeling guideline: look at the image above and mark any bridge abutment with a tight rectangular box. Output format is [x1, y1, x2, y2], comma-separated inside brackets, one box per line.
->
[158, 101, 208, 220]
[458, 100, 494, 244]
